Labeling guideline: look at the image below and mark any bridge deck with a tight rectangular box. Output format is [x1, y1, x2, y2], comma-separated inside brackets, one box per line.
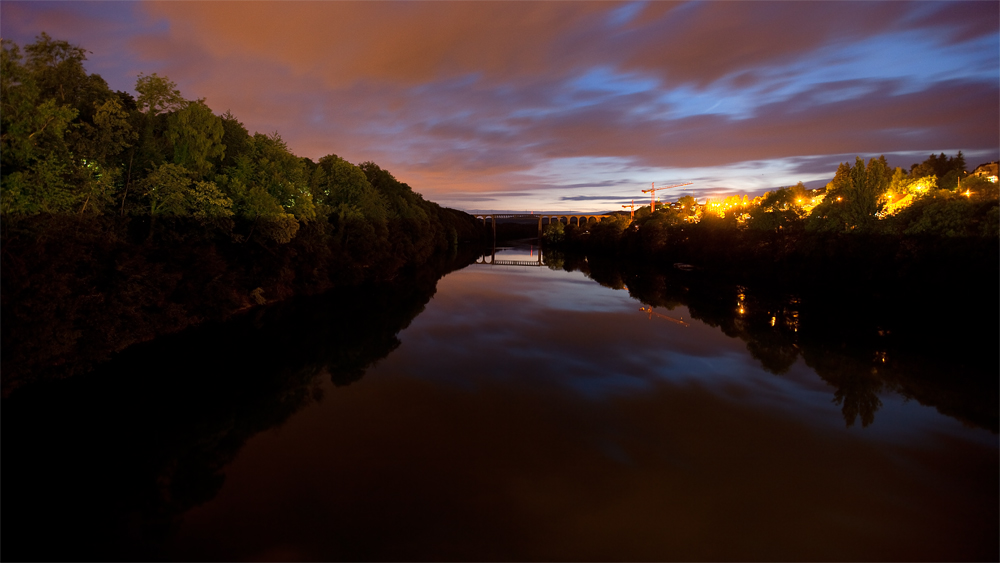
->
[476, 213, 612, 219]
[489, 259, 544, 266]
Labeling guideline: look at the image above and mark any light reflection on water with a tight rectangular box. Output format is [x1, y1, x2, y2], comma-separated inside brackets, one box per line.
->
[383, 264, 994, 446]
[166, 258, 997, 561]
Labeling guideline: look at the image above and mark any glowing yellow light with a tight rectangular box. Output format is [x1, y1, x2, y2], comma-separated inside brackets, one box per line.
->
[837, 197, 842, 201]
[770, 316, 776, 326]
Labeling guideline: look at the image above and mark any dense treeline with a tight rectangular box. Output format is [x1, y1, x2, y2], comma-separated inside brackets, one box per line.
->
[545, 154, 999, 283]
[1, 34, 479, 244]
[0, 34, 483, 393]
[544, 250, 997, 432]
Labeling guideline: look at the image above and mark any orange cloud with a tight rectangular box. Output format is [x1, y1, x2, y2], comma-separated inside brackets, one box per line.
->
[143, 2, 615, 87]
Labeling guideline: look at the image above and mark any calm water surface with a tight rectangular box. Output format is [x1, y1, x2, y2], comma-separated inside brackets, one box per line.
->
[5, 247, 997, 561]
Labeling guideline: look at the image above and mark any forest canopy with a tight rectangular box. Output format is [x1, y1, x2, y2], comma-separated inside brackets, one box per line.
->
[1, 33, 474, 247]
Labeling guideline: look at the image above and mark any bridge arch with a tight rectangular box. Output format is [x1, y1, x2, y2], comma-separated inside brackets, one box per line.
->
[475, 213, 612, 236]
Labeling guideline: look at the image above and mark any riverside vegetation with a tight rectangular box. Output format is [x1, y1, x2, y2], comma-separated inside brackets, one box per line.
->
[1, 34, 483, 394]
[538, 153, 998, 432]
[543, 153, 999, 287]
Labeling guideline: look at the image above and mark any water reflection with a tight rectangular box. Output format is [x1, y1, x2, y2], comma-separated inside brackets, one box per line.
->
[2, 245, 996, 561]
[475, 242, 545, 266]
[168, 259, 996, 560]
[1, 252, 474, 561]
[544, 249, 998, 432]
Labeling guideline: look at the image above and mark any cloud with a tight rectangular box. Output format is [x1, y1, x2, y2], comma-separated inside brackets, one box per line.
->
[561, 195, 632, 202]
[619, 2, 998, 87]
[141, 2, 615, 87]
[513, 78, 999, 169]
[2, 1, 996, 212]
[0, 1, 159, 92]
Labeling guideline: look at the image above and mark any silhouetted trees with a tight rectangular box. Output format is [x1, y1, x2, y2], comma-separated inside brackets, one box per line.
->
[911, 151, 967, 190]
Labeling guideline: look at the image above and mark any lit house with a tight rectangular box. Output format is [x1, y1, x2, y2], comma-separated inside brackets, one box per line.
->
[971, 161, 998, 183]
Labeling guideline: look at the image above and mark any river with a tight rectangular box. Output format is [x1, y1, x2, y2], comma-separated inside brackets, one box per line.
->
[3, 244, 997, 561]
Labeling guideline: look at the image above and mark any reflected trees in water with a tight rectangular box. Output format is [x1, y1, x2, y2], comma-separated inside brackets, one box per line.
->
[547, 249, 997, 432]
[1, 252, 474, 561]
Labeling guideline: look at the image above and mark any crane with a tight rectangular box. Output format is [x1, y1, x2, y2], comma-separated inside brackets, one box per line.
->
[642, 182, 693, 213]
[639, 306, 689, 327]
[622, 199, 637, 221]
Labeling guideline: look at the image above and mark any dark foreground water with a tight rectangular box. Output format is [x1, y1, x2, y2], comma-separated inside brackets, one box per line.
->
[3, 246, 997, 561]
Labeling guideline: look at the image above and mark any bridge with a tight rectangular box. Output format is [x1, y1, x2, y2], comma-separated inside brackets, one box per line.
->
[474, 213, 612, 238]
[475, 243, 545, 267]
[475, 256, 545, 266]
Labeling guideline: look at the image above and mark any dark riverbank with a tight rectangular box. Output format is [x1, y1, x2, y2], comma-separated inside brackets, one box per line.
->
[1, 250, 476, 561]
[0, 212, 484, 395]
[546, 218, 999, 288]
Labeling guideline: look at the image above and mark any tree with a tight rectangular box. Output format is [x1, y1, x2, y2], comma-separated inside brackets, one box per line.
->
[806, 156, 890, 233]
[142, 163, 195, 216]
[1, 38, 81, 214]
[746, 184, 811, 232]
[909, 151, 967, 190]
[676, 194, 697, 215]
[248, 133, 315, 221]
[166, 99, 225, 178]
[216, 110, 251, 170]
[313, 154, 388, 224]
[217, 133, 313, 242]
[141, 162, 233, 218]
[135, 73, 185, 116]
[22, 32, 112, 122]
[91, 97, 138, 163]
[887, 182, 999, 238]
[359, 161, 431, 223]
[542, 221, 565, 244]
[588, 214, 630, 248]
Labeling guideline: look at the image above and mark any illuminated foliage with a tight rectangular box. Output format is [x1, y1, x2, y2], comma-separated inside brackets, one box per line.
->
[910, 151, 967, 190]
[221, 132, 316, 230]
[746, 183, 812, 232]
[141, 163, 232, 218]
[806, 156, 890, 233]
[542, 221, 565, 244]
[887, 182, 999, 238]
[1, 38, 84, 214]
[312, 154, 388, 225]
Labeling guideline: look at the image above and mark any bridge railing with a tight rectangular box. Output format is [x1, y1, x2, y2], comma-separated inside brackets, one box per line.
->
[489, 259, 544, 267]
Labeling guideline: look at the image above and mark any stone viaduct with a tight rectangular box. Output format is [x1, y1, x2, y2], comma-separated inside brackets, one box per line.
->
[473, 213, 609, 238]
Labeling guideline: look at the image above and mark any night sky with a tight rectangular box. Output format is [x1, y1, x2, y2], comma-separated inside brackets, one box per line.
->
[3, 1, 998, 212]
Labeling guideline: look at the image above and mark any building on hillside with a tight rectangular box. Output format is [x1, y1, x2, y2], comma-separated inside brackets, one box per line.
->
[971, 161, 998, 183]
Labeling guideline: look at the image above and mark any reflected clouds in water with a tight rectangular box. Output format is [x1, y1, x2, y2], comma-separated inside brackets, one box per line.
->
[382, 266, 993, 446]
